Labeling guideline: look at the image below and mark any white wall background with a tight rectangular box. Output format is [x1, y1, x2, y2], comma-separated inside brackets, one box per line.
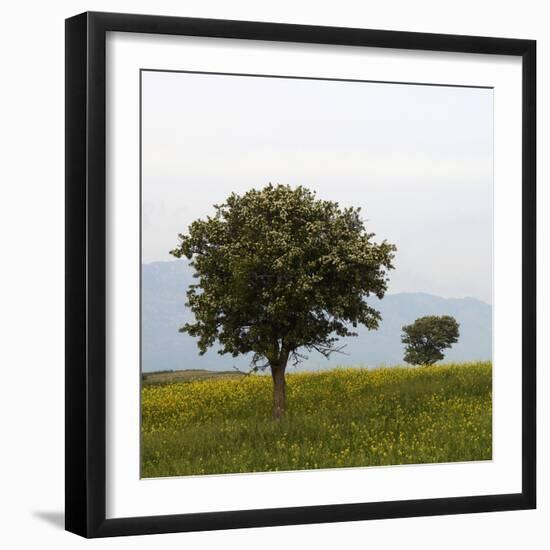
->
[0, 1, 546, 548]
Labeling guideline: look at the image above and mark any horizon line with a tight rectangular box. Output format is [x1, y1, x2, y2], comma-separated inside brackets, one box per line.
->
[141, 259, 492, 306]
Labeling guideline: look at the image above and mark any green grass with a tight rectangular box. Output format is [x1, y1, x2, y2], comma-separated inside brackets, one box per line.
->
[142, 368, 243, 386]
[141, 361, 492, 477]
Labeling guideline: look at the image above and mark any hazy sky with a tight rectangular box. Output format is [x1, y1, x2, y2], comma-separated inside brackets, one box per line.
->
[141, 71, 493, 303]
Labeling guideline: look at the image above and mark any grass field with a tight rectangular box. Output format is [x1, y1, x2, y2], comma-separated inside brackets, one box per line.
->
[142, 368, 243, 386]
[141, 361, 492, 478]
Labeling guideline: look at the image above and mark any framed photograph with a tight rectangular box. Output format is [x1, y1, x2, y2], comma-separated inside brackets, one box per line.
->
[65, 11, 536, 538]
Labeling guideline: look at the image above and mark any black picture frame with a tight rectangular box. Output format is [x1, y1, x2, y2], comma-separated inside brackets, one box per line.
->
[65, 11, 536, 538]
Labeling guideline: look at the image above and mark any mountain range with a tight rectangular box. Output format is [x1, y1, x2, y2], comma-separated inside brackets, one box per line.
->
[142, 260, 492, 372]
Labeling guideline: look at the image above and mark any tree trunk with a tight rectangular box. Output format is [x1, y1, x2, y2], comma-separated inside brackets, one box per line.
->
[271, 364, 287, 419]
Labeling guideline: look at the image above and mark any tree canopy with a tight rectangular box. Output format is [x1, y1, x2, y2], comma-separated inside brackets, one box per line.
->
[401, 315, 460, 366]
[170, 184, 396, 416]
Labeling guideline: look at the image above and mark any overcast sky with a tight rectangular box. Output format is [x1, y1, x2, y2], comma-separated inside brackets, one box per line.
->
[141, 70, 493, 304]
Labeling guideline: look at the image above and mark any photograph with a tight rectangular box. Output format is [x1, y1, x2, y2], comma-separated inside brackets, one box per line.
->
[0, 1, 541, 545]
[140, 69, 494, 478]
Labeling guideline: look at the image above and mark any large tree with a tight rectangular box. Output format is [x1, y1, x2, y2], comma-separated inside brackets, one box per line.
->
[401, 315, 460, 366]
[170, 184, 396, 418]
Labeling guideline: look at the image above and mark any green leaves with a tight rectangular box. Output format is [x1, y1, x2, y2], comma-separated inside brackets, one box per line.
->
[401, 315, 460, 366]
[170, 184, 396, 368]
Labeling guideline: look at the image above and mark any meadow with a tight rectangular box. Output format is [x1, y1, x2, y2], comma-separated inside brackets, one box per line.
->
[141, 361, 492, 478]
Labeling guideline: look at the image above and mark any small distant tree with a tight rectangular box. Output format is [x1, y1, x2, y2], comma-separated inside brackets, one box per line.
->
[401, 315, 460, 366]
[170, 184, 396, 418]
